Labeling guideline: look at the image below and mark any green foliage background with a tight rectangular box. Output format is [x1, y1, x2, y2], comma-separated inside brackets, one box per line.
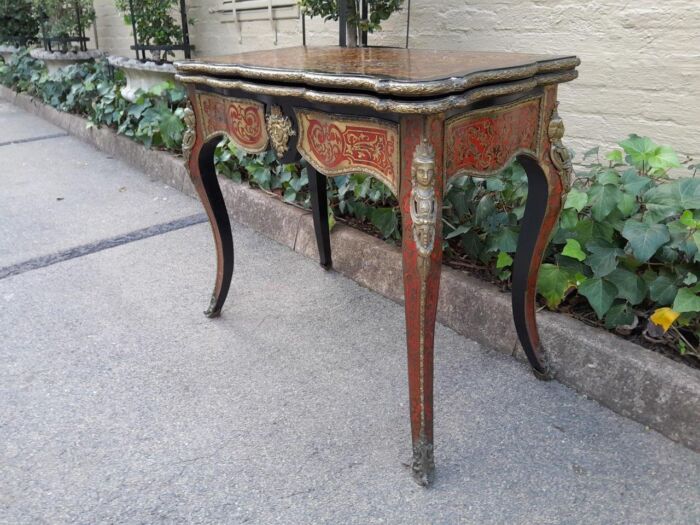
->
[114, 0, 184, 58]
[299, 0, 403, 40]
[33, 0, 95, 42]
[0, 0, 39, 46]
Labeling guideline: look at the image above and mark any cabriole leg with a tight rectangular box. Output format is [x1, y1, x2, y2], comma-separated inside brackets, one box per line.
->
[186, 133, 234, 318]
[307, 165, 332, 269]
[400, 115, 444, 486]
[512, 154, 564, 380]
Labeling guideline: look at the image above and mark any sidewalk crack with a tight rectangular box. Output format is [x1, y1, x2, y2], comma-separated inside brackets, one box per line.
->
[0, 213, 207, 280]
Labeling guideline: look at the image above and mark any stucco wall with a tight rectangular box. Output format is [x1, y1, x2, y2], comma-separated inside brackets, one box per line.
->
[93, 0, 700, 165]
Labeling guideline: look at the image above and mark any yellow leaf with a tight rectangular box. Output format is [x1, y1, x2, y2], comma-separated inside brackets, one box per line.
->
[650, 307, 680, 332]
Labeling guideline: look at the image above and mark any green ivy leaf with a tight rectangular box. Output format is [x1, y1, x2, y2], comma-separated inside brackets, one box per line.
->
[648, 145, 682, 170]
[680, 210, 697, 228]
[622, 169, 652, 197]
[537, 264, 576, 309]
[486, 178, 506, 192]
[616, 192, 638, 216]
[369, 207, 398, 238]
[563, 188, 588, 212]
[683, 273, 698, 286]
[644, 178, 700, 211]
[619, 134, 658, 170]
[605, 268, 647, 305]
[562, 238, 586, 261]
[445, 223, 471, 240]
[597, 169, 621, 186]
[588, 183, 622, 221]
[583, 146, 600, 160]
[606, 150, 624, 164]
[649, 275, 678, 305]
[489, 227, 519, 253]
[672, 288, 700, 313]
[496, 251, 513, 269]
[604, 301, 636, 329]
[578, 277, 618, 318]
[621, 220, 671, 262]
[585, 240, 623, 277]
[559, 208, 579, 230]
[475, 195, 496, 225]
[460, 230, 484, 260]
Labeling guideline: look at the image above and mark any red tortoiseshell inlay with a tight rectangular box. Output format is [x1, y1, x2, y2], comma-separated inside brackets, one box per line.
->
[295, 108, 400, 196]
[445, 97, 541, 178]
[197, 92, 268, 153]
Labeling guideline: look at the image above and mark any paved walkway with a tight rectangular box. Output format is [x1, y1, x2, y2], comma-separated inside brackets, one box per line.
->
[1, 100, 699, 524]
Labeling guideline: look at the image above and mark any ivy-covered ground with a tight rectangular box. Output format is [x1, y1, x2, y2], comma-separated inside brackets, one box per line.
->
[2, 49, 698, 368]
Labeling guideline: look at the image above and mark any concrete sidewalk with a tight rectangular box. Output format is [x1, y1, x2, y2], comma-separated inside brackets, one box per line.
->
[1, 100, 699, 524]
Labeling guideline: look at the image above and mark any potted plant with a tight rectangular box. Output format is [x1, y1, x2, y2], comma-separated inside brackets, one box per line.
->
[299, 0, 404, 47]
[29, 0, 100, 74]
[108, 0, 192, 101]
[0, 0, 40, 61]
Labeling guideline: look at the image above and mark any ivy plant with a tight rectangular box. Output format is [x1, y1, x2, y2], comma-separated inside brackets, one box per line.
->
[0, 0, 39, 47]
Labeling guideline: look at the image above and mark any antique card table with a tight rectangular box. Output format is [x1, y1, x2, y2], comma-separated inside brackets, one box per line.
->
[174, 46, 579, 486]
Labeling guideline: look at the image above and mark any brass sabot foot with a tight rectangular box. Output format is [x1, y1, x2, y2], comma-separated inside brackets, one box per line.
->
[532, 344, 554, 381]
[411, 434, 435, 487]
[204, 294, 221, 318]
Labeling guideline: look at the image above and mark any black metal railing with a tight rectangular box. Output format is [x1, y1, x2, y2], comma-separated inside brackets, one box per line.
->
[40, 1, 89, 52]
[127, 0, 193, 63]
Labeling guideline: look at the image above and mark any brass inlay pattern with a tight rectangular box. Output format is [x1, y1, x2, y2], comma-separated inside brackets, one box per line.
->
[295, 109, 400, 196]
[196, 92, 269, 154]
[266, 106, 295, 159]
[444, 96, 542, 181]
[182, 99, 196, 164]
[176, 70, 578, 115]
[548, 102, 574, 192]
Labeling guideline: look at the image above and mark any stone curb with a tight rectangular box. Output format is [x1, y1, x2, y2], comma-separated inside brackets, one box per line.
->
[3, 86, 698, 452]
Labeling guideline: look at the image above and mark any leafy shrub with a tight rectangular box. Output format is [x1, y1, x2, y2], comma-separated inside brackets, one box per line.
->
[299, 0, 403, 45]
[33, 0, 95, 48]
[0, 48, 187, 151]
[114, 0, 185, 61]
[0, 48, 44, 90]
[214, 136, 700, 361]
[0, 0, 40, 46]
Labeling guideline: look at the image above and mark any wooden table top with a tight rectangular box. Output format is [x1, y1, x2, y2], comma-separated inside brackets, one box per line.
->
[175, 46, 579, 98]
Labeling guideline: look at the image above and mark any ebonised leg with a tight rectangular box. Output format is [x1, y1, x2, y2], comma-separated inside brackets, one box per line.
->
[512, 154, 564, 379]
[188, 138, 234, 318]
[307, 165, 332, 269]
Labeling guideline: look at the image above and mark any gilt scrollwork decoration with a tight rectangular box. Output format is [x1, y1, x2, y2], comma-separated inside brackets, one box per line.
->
[548, 102, 574, 191]
[266, 105, 295, 159]
[182, 99, 196, 165]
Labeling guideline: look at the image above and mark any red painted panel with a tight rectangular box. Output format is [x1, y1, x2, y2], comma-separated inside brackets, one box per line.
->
[446, 97, 541, 177]
[197, 92, 268, 153]
[296, 109, 400, 195]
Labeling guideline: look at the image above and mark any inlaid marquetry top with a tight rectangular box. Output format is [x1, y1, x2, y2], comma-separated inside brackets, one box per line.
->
[175, 46, 579, 98]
